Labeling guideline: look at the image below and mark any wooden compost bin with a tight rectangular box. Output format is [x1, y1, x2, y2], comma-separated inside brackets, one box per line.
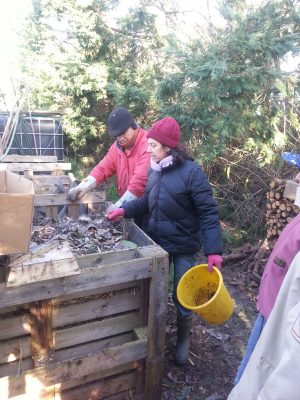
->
[0, 221, 168, 400]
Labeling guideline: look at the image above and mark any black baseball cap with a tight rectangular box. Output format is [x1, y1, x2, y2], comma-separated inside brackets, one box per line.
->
[107, 107, 138, 137]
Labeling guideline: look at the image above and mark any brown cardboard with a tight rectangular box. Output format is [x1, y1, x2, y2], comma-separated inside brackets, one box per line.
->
[0, 171, 34, 255]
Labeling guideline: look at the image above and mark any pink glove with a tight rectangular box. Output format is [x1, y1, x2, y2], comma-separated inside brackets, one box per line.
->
[207, 254, 223, 272]
[106, 208, 125, 222]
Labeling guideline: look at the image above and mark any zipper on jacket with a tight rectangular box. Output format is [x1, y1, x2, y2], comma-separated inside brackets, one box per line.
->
[154, 172, 162, 238]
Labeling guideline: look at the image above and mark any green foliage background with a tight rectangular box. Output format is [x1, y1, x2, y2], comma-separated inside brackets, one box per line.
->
[20, 0, 300, 241]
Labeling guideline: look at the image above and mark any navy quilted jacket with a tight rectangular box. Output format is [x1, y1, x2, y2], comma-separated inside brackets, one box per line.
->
[122, 159, 222, 255]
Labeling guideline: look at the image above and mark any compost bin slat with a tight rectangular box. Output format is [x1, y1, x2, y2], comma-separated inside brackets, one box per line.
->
[58, 359, 141, 392]
[5, 162, 71, 172]
[0, 338, 147, 397]
[34, 191, 105, 206]
[52, 291, 140, 328]
[54, 312, 140, 350]
[0, 335, 31, 365]
[2, 155, 58, 163]
[0, 258, 153, 308]
[58, 370, 137, 400]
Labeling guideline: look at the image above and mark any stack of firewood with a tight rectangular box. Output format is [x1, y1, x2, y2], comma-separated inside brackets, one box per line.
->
[223, 178, 300, 287]
[266, 178, 299, 242]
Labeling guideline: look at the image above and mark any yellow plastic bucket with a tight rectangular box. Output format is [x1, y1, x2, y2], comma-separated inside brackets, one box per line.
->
[177, 264, 234, 324]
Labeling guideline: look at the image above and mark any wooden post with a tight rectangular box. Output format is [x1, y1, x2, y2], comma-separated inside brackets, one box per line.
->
[29, 300, 54, 367]
[67, 204, 80, 219]
[139, 279, 150, 326]
[145, 255, 168, 400]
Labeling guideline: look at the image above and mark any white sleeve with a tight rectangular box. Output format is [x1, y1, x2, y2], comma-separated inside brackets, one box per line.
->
[115, 190, 138, 207]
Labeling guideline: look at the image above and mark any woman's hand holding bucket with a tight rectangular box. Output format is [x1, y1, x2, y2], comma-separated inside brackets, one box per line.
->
[207, 254, 223, 272]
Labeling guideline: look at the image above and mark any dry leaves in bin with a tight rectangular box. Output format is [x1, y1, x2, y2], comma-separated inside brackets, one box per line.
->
[31, 215, 125, 255]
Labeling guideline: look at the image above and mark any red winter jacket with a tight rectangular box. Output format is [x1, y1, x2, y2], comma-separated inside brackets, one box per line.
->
[89, 128, 150, 197]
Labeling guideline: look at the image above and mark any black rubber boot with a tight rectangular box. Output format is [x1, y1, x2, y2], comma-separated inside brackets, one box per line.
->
[175, 315, 192, 365]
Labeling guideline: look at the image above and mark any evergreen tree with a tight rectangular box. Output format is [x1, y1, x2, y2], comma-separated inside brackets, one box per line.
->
[157, 0, 300, 162]
[22, 0, 164, 156]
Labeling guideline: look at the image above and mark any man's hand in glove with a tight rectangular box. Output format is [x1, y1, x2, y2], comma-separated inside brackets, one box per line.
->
[106, 208, 125, 222]
[207, 254, 223, 272]
[67, 176, 96, 201]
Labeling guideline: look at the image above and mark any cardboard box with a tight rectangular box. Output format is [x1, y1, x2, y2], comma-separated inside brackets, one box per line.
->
[0, 171, 34, 255]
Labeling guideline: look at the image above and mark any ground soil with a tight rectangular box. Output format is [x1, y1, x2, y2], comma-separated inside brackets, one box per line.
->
[161, 262, 258, 400]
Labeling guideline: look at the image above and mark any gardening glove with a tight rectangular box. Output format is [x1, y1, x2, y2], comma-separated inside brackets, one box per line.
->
[106, 190, 138, 214]
[106, 208, 125, 222]
[207, 254, 223, 272]
[67, 176, 97, 201]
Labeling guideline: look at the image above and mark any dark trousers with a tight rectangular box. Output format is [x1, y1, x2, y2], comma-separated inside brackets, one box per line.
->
[170, 253, 198, 318]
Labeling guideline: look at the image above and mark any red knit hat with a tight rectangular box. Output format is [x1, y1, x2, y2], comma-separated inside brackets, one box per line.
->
[147, 117, 180, 148]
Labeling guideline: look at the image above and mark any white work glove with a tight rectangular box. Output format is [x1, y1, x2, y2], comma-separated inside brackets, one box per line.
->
[106, 190, 137, 214]
[67, 176, 97, 201]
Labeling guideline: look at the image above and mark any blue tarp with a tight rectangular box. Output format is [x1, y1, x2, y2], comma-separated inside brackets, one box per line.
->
[282, 152, 300, 169]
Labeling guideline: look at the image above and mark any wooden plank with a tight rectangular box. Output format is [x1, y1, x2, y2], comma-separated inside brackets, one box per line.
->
[52, 291, 140, 328]
[53, 280, 139, 303]
[54, 312, 140, 350]
[54, 332, 134, 365]
[0, 330, 134, 369]
[59, 363, 141, 397]
[0, 331, 138, 371]
[4, 371, 138, 400]
[34, 191, 105, 206]
[30, 176, 71, 195]
[0, 304, 27, 315]
[0, 336, 31, 365]
[138, 279, 150, 326]
[137, 245, 168, 259]
[0, 338, 147, 397]
[9, 240, 61, 267]
[76, 248, 138, 269]
[283, 179, 299, 200]
[29, 175, 70, 185]
[30, 300, 54, 367]
[134, 327, 148, 341]
[1, 155, 58, 163]
[145, 255, 169, 400]
[0, 258, 153, 309]
[126, 221, 155, 246]
[5, 162, 71, 172]
[58, 360, 138, 392]
[99, 392, 142, 400]
[0, 312, 30, 340]
[6, 244, 80, 287]
[0, 357, 33, 378]
[135, 359, 145, 396]
[58, 371, 137, 400]
[67, 204, 80, 219]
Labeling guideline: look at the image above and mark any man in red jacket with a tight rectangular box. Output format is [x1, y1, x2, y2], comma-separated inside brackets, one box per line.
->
[67, 107, 150, 210]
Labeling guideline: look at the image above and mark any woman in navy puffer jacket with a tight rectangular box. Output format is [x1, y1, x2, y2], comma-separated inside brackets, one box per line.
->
[107, 117, 222, 365]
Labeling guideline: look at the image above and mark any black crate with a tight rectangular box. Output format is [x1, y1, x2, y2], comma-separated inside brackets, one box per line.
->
[0, 112, 64, 161]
